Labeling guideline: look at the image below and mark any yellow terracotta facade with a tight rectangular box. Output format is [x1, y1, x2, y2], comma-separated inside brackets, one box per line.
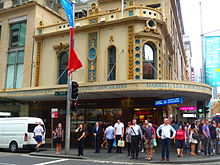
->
[0, 0, 212, 126]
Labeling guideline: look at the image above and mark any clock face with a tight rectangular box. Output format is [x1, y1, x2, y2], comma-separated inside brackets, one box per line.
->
[88, 48, 96, 60]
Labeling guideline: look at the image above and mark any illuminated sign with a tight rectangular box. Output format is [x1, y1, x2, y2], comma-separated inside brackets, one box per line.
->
[155, 97, 183, 106]
[183, 114, 197, 118]
[179, 107, 197, 111]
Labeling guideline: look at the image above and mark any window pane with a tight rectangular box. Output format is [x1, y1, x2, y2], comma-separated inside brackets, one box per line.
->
[6, 65, 15, 89]
[16, 64, 23, 88]
[10, 24, 20, 47]
[143, 43, 155, 79]
[58, 52, 68, 84]
[19, 22, 26, 46]
[108, 46, 116, 81]
[8, 52, 16, 64]
[18, 51, 24, 63]
[144, 44, 154, 61]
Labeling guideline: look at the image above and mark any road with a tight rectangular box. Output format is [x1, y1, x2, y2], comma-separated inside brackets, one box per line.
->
[0, 151, 220, 165]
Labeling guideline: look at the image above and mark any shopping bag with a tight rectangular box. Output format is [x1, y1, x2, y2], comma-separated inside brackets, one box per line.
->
[118, 139, 125, 147]
[152, 139, 157, 147]
[113, 139, 117, 147]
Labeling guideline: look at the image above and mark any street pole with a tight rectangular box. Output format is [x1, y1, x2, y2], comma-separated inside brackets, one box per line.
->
[65, 0, 76, 155]
[199, 1, 204, 83]
[65, 76, 71, 155]
[121, 0, 124, 18]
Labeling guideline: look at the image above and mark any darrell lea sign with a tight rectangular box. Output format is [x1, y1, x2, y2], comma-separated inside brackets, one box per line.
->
[155, 97, 183, 106]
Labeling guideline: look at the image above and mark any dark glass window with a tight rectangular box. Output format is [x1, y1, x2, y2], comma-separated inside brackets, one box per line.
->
[143, 43, 156, 79]
[58, 52, 68, 84]
[107, 46, 116, 81]
[9, 22, 26, 47]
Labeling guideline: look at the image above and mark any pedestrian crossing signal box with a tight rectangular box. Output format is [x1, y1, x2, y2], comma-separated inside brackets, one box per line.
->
[197, 101, 204, 114]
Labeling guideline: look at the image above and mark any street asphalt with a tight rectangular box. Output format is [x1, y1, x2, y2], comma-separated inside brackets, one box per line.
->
[1, 151, 220, 165]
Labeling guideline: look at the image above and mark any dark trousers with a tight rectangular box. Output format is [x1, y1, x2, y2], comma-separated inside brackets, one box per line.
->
[107, 139, 114, 153]
[161, 138, 170, 159]
[127, 142, 131, 155]
[203, 137, 211, 155]
[94, 137, 100, 153]
[116, 135, 122, 153]
[131, 136, 139, 158]
[77, 139, 84, 156]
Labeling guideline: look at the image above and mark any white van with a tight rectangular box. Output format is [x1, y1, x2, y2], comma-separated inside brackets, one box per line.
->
[0, 117, 46, 152]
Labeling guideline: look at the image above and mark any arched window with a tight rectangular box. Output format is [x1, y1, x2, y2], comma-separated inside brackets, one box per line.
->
[107, 46, 116, 81]
[58, 52, 68, 84]
[143, 43, 156, 79]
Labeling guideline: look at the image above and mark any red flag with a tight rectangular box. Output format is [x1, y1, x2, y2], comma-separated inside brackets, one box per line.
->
[68, 28, 82, 75]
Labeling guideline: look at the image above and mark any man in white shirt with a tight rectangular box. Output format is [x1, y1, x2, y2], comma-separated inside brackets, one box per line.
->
[128, 119, 143, 160]
[114, 119, 124, 153]
[34, 122, 44, 152]
[104, 123, 115, 153]
[156, 118, 176, 161]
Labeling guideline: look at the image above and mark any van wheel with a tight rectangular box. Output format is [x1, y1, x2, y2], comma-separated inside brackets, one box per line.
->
[9, 142, 18, 152]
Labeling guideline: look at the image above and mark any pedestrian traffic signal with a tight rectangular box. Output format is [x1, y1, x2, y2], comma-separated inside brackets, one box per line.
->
[197, 101, 204, 114]
[71, 81, 79, 101]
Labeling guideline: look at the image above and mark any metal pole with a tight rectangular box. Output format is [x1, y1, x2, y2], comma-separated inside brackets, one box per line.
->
[65, 77, 71, 154]
[65, 0, 76, 155]
[121, 0, 124, 18]
[199, 1, 204, 83]
[51, 116, 53, 149]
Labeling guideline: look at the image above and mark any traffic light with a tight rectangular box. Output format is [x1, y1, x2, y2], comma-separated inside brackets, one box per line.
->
[197, 101, 204, 114]
[204, 106, 209, 114]
[70, 101, 77, 112]
[71, 81, 79, 101]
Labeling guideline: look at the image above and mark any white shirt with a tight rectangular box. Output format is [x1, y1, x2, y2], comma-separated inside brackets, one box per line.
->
[129, 124, 143, 136]
[105, 126, 115, 140]
[34, 125, 44, 136]
[114, 122, 124, 135]
[156, 124, 176, 139]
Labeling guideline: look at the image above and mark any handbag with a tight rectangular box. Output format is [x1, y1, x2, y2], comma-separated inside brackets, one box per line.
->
[152, 138, 157, 147]
[192, 132, 199, 139]
[118, 139, 125, 147]
[113, 139, 117, 147]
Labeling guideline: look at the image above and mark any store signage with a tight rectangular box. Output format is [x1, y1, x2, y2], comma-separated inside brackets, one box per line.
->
[51, 108, 58, 118]
[179, 107, 197, 111]
[135, 111, 151, 115]
[183, 114, 197, 118]
[155, 97, 183, 106]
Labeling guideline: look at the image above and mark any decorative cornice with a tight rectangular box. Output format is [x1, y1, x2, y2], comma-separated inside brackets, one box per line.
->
[53, 42, 69, 55]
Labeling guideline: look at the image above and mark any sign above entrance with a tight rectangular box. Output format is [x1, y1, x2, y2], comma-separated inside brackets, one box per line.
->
[155, 97, 183, 106]
[183, 114, 197, 118]
[179, 107, 197, 111]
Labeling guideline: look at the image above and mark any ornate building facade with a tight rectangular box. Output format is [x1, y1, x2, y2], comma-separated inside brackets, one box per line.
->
[0, 0, 212, 142]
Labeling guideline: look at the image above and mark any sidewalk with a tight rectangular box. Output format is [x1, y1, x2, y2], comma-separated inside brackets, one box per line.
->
[30, 147, 220, 164]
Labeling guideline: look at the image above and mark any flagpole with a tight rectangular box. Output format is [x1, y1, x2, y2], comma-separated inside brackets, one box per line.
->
[121, 0, 124, 18]
[64, 0, 76, 155]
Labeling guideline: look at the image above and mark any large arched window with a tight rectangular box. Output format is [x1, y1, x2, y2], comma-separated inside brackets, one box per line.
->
[107, 46, 116, 81]
[143, 43, 156, 79]
[58, 52, 68, 84]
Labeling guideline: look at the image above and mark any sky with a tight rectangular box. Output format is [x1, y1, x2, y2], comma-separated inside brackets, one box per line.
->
[180, 0, 220, 70]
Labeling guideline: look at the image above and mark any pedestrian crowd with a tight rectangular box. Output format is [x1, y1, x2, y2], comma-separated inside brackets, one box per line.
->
[34, 118, 220, 161]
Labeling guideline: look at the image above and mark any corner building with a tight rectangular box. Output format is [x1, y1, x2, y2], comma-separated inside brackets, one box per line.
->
[0, 0, 212, 142]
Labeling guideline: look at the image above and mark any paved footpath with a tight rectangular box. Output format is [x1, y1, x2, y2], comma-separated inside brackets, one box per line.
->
[30, 146, 220, 164]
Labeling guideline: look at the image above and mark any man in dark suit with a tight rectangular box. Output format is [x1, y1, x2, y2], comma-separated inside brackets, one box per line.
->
[92, 122, 102, 153]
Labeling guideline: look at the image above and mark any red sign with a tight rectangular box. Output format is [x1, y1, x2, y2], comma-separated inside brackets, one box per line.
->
[51, 108, 58, 118]
[179, 107, 197, 111]
[135, 111, 151, 115]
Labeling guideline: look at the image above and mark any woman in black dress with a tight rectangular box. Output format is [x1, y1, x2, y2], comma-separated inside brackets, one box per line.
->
[75, 124, 86, 156]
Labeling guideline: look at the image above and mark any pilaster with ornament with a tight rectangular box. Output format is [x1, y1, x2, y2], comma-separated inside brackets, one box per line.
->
[128, 25, 134, 80]
[88, 32, 98, 82]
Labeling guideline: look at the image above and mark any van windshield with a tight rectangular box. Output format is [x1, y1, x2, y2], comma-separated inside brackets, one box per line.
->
[28, 124, 45, 133]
